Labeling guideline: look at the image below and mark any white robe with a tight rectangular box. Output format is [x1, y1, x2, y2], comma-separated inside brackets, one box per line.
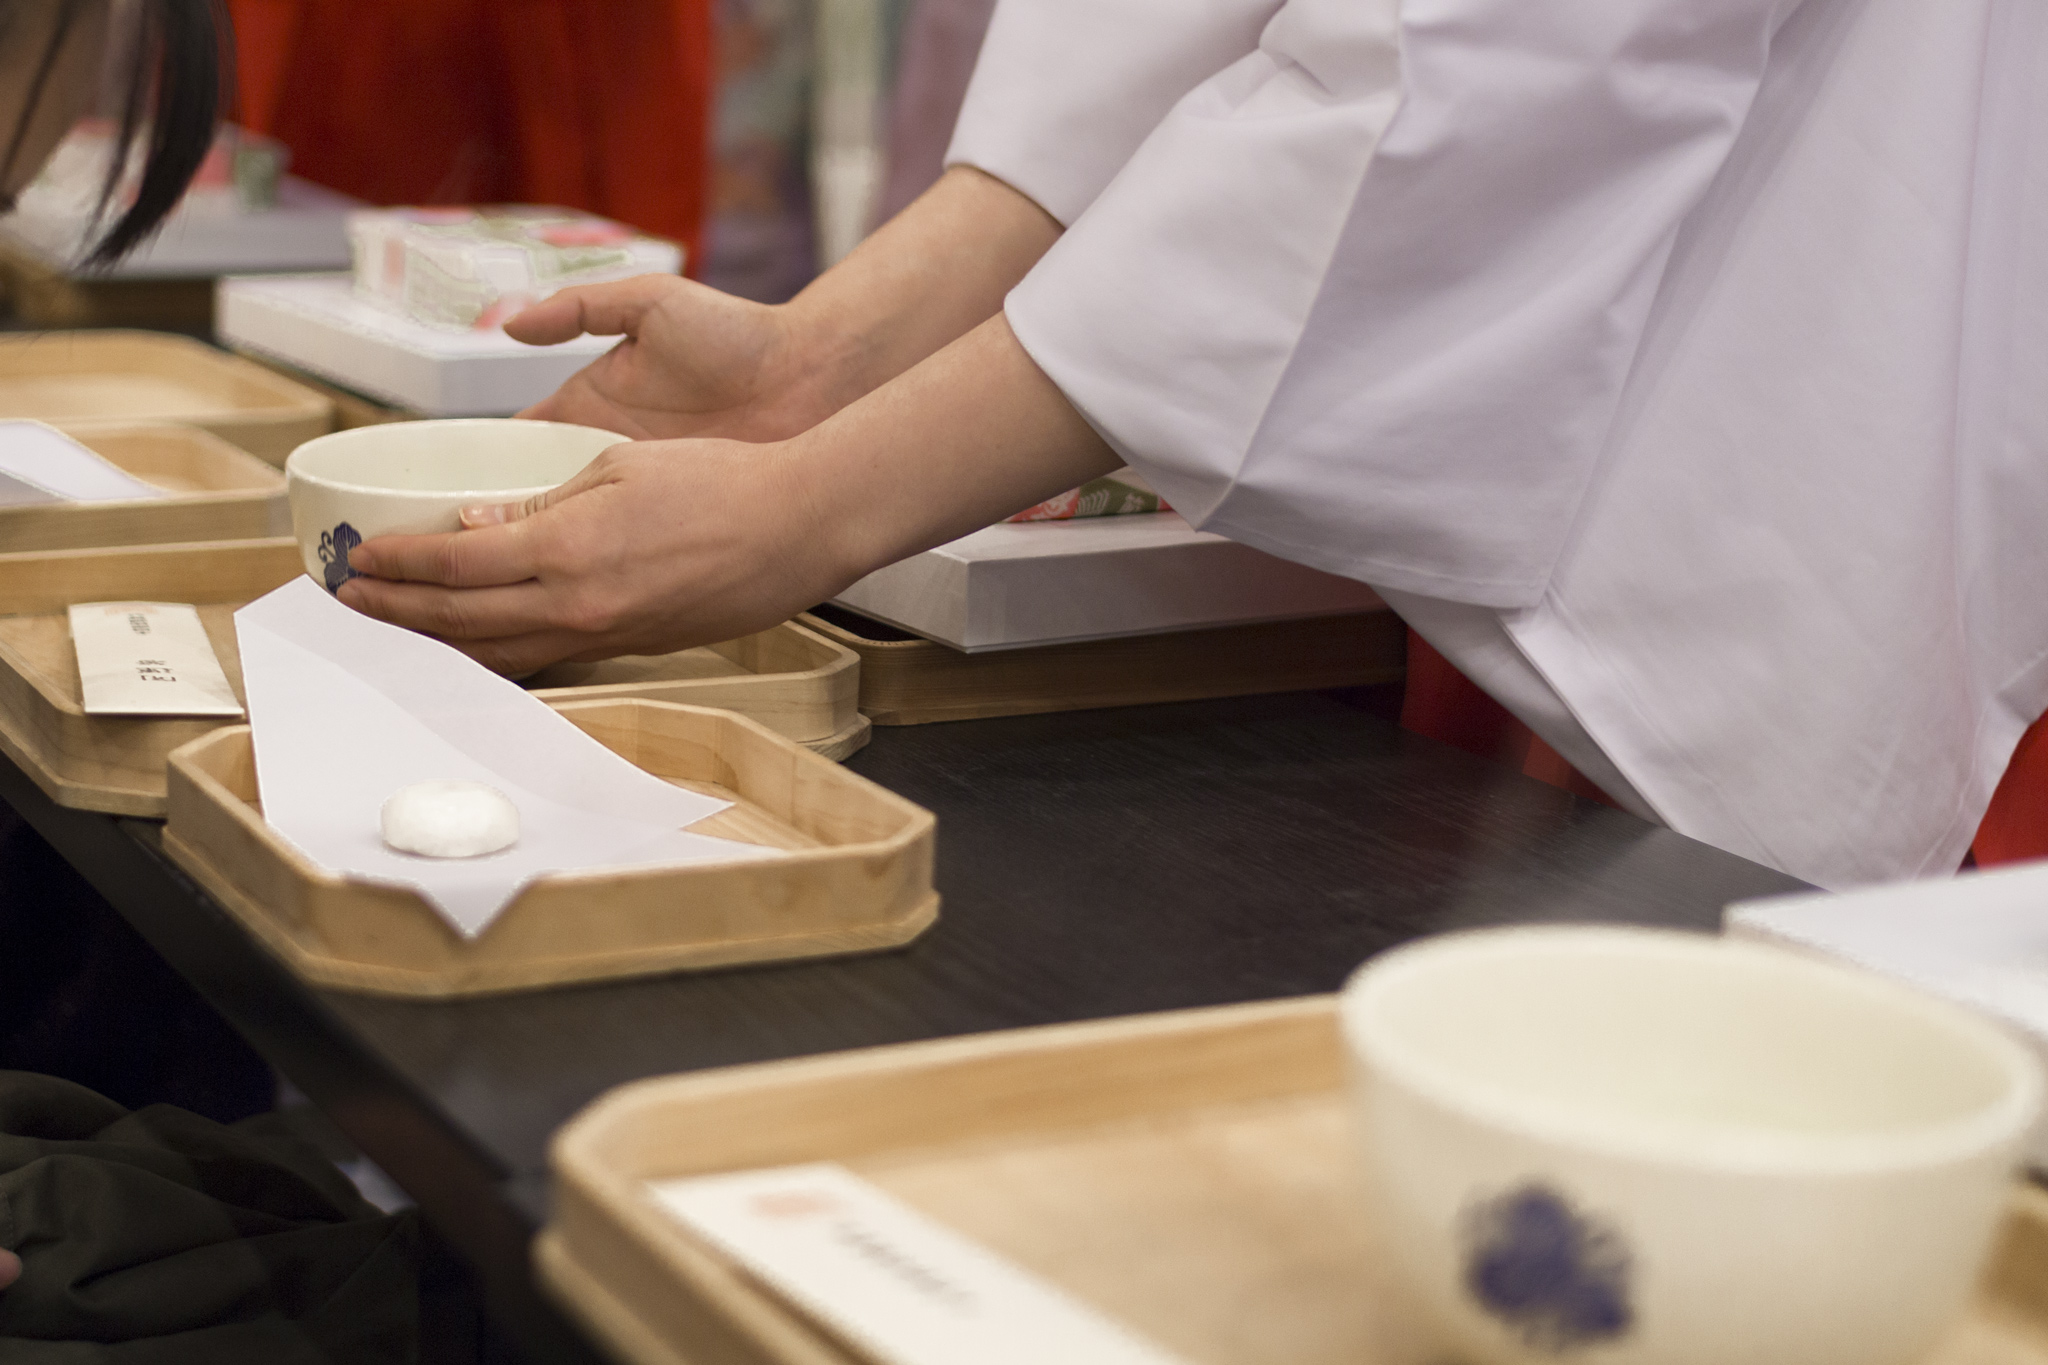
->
[946, 0, 2048, 890]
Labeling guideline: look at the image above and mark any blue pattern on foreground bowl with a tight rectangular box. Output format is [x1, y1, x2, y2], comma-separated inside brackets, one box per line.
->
[1462, 1182, 1634, 1353]
[319, 522, 362, 594]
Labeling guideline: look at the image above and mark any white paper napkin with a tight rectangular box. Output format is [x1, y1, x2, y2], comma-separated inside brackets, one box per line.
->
[235, 577, 778, 938]
[0, 421, 167, 503]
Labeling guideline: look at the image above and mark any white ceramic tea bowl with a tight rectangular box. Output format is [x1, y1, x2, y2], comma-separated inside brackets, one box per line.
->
[1339, 926, 2041, 1365]
[284, 418, 622, 592]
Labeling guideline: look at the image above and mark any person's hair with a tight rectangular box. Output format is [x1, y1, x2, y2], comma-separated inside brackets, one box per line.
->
[0, 0, 228, 267]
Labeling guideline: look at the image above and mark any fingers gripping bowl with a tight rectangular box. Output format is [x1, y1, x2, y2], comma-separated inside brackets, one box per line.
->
[284, 419, 623, 592]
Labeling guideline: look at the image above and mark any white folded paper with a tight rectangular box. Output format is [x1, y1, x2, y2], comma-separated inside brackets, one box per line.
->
[70, 602, 243, 716]
[236, 577, 777, 938]
[0, 420, 167, 504]
[652, 1164, 1192, 1365]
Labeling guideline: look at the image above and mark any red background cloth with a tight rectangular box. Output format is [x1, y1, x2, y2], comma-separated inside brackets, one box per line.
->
[225, 0, 714, 269]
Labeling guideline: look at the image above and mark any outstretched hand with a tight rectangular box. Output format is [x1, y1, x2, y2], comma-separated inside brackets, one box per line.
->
[339, 316, 1119, 677]
[505, 276, 832, 443]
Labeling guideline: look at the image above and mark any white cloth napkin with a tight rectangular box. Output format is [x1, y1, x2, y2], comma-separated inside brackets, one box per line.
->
[235, 578, 777, 938]
[0, 421, 167, 504]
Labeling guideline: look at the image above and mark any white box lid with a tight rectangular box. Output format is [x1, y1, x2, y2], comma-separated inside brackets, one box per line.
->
[216, 273, 618, 416]
[833, 513, 1386, 652]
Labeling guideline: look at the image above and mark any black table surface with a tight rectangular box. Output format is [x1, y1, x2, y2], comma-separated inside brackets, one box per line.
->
[1, 687, 1807, 1358]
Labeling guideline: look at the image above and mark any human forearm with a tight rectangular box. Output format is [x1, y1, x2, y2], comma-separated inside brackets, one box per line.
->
[779, 166, 1064, 421]
[791, 312, 1120, 586]
[505, 165, 1060, 443]
[341, 313, 1116, 672]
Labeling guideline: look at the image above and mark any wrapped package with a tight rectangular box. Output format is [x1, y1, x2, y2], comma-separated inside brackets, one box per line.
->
[348, 207, 683, 331]
[1006, 468, 1171, 523]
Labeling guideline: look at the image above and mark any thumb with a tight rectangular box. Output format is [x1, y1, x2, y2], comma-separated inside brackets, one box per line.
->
[502, 275, 678, 347]
[459, 449, 623, 528]
[0, 1247, 20, 1290]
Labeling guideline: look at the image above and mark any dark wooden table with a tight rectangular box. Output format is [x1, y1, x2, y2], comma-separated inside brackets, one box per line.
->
[0, 687, 1806, 1360]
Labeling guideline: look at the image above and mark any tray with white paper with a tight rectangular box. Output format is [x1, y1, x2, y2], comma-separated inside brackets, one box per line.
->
[162, 697, 935, 997]
[0, 330, 334, 465]
[0, 539, 867, 816]
[0, 421, 289, 553]
[537, 997, 2048, 1365]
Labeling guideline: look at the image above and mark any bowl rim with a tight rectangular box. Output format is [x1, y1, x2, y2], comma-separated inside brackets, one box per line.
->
[284, 418, 623, 499]
[1339, 925, 2045, 1174]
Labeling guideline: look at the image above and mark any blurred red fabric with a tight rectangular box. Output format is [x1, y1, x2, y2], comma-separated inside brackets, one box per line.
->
[1398, 632, 1621, 811]
[1401, 628, 2048, 870]
[1970, 714, 2048, 865]
[225, 0, 712, 268]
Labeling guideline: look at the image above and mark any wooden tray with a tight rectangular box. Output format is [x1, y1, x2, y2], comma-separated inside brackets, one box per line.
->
[797, 605, 1407, 725]
[538, 997, 2048, 1365]
[0, 540, 866, 816]
[0, 421, 287, 553]
[0, 330, 332, 464]
[163, 699, 936, 997]
[230, 348, 417, 430]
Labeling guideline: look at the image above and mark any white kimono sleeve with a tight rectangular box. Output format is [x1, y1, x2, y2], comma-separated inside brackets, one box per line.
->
[944, 0, 1282, 226]
[1001, 0, 1801, 608]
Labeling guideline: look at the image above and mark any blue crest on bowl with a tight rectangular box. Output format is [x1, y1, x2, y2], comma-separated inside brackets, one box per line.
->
[318, 522, 363, 594]
[1461, 1182, 1633, 1353]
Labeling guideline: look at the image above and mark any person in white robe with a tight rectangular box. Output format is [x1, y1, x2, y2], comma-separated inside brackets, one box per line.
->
[337, 0, 2048, 892]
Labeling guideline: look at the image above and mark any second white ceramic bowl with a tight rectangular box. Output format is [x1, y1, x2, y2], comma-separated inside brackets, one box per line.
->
[1340, 926, 2041, 1365]
[284, 418, 622, 591]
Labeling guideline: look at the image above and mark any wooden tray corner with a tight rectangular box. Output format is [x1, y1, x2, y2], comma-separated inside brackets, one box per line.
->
[539, 997, 2048, 1365]
[797, 607, 1406, 726]
[0, 329, 333, 464]
[0, 540, 866, 816]
[162, 698, 936, 998]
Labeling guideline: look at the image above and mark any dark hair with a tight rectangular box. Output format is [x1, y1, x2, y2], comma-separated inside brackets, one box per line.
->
[0, 0, 228, 267]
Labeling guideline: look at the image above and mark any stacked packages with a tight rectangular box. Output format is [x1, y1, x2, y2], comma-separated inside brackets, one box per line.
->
[348, 208, 682, 331]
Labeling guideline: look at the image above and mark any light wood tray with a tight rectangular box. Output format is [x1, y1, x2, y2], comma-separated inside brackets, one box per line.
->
[0, 421, 287, 553]
[0, 540, 867, 816]
[538, 997, 2048, 1365]
[0, 330, 332, 464]
[797, 606, 1407, 726]
[163, 699, 936, 997]
[230, 348, 417, 430]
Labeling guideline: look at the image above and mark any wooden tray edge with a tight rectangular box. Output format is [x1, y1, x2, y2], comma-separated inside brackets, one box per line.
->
[535, 1231, 699, 1365]
[0, 691, 166, 816]
[165, 828, 939, 999]
[530, 621, 863, 743]
[796, 610, 1407, 727]
[801, 713, 870, 763]
[545, 997, 2048, 1365]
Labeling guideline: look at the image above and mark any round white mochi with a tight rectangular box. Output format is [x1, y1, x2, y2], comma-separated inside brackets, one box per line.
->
[380, 780, 520, 858]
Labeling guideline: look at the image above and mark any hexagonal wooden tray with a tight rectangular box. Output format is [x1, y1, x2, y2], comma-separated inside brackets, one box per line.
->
[163, 699, 936, 997]
[0, 539, 866, 816]
[538, 997, 2048, 1365]
[0, 421, 287, 554]
[0, 330, 333, 464]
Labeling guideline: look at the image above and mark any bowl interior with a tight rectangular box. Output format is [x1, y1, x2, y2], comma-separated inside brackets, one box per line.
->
[1346, 929, 2032, 1151]
[287, 420, 620, 495]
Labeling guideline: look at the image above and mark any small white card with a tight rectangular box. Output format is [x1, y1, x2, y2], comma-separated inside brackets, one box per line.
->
[0, 421, 167, 503]
[70, 602, 244, 717]
[650, 1163, 1192, 1365]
